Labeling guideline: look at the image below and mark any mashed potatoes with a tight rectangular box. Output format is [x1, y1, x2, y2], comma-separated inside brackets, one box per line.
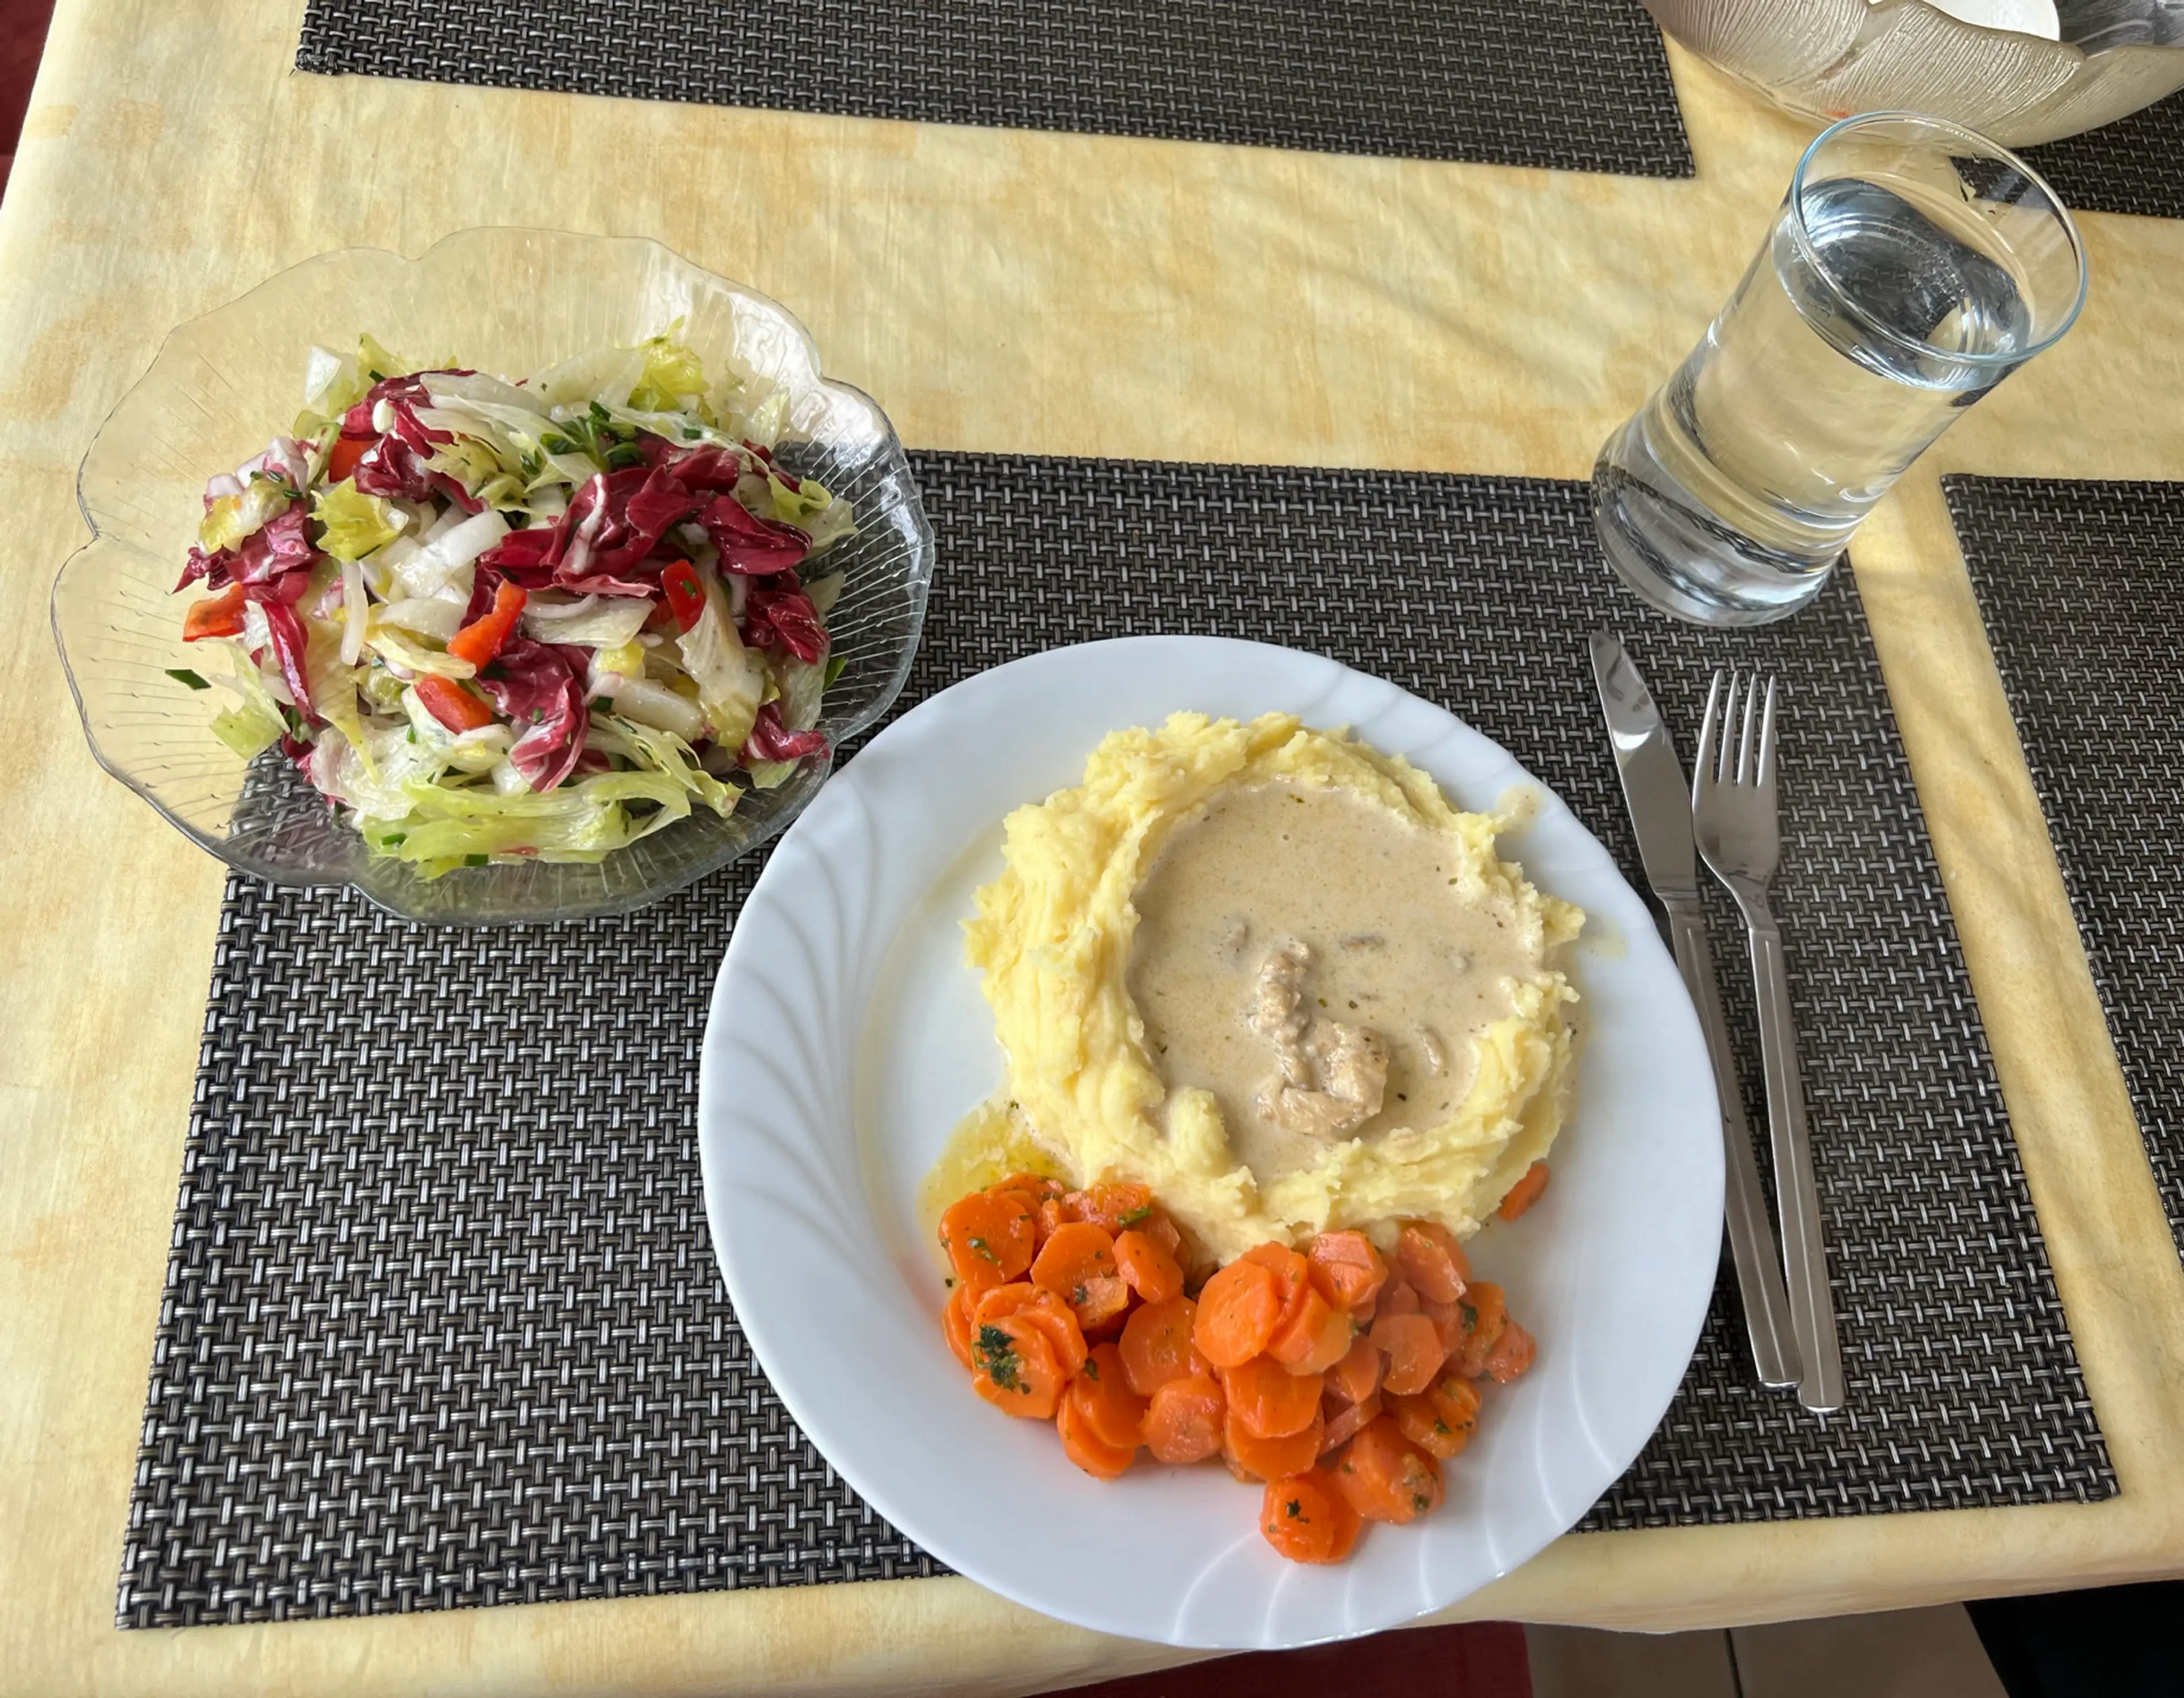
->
[963, 713, 1582, 1264]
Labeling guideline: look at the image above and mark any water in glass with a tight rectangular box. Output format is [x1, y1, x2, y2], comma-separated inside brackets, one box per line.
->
[1594, 115, 2082, 626]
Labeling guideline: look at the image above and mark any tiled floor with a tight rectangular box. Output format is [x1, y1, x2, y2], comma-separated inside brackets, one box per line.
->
[1529, 1606, 2008, 1698]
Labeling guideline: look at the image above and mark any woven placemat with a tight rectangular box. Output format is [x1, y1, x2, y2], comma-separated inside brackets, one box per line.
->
[1945, 475, 2184, 1259]
[292, 0, 1693, 177]
[119, 455, 2112, 1628]
[2025, 92, 2184, 222]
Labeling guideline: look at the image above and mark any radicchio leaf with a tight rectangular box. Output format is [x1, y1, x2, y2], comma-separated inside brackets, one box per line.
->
[475, 639, 589, 793]
[743, 580, 829, 664]
[740, 700, 829, 765]
[700, 492, 808, 576]
[258, 599, 317, 720]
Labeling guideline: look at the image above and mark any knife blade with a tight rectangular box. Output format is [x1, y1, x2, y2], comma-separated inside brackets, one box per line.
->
[1589, 631, 1801, 1391]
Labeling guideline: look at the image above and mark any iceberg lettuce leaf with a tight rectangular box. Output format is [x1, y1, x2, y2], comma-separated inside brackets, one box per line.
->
[312, 479, 406, 561]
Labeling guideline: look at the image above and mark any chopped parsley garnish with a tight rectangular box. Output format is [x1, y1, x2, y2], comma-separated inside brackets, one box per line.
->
[166, 668, 210, 691]
[1082, 1357, 1099, 1381]
[1117, 1205, 1153, 1227]
[1285, 1498, 1304, 1519]
[973, 1325, 1024, 1393]
[966, 1235, 999, 1265]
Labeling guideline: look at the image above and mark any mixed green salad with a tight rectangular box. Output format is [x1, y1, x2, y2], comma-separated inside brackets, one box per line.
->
[172, 330, 853, 877]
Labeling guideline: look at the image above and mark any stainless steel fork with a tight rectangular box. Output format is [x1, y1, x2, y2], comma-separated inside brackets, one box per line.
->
[1693, 672, 1844, 1415]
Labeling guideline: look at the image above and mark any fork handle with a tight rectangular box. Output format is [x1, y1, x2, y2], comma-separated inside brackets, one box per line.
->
[1736, 893, 1845, 1414]
[1662, 895, 1801, 1390]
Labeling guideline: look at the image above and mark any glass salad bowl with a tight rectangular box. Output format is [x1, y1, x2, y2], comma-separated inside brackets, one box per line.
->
[52, 227, 936, 925]
[1646, 0, 2184, 145]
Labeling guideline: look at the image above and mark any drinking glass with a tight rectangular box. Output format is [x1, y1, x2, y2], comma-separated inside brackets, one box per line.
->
[1592, 111, 2086, 626]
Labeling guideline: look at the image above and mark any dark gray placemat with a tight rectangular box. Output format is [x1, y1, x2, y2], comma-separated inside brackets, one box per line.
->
[1944, 474, 2184, 1259]
[292, 0, 1693, 177]
[119, 455, 2112, 1628]
[2025, 92, 2184, 222]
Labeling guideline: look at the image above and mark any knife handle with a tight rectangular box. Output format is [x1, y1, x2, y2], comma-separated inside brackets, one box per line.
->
[1738, 896, 1845, 1415]
[1661, 894, 1802, 1389]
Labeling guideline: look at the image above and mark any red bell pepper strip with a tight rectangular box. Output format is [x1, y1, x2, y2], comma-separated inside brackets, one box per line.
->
[415, 674, 496, 733]
[327, 435, 372, 483]
[659, 557, 708, 633]
[183, 582, 249, 641]
[446, 578, 528, 668]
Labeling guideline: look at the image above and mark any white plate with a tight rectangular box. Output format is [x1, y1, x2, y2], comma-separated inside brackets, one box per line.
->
[698, 637, 1722, 1650]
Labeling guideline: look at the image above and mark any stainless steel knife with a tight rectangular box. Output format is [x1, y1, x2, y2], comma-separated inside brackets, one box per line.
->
[1590, 631, 1800, 1390]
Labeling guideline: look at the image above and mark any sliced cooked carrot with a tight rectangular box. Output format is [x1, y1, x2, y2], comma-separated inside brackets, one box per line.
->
[1119, 1295, 1207, 1397]
[1453, 1281, 1508, 1378]
[1267, 1285, 1353, 1375]
[1393, 1375, 1482, 1459]
[1143, 1373, 1226, 1464]
[1306, 1230, 1388, 1311]
[994, 1172, 1066, 1203]
[1326, 1332, 1383, 1406]
[983, 1176, 1057, 1249]
[1114, 1227, 1184, 1303]
[1379, 1278, 1421, 1318]
[969, 1316, 1065, 1420]
[1332, 1415, 1443, 1525]
[1481, 1319, 1536, 1383]
[975, 1281, 1089, 1378]
[1320, 1390, 1381, 1456]
[1192, 1259, 1284, 1367]
[1223, 1407, 1324, 1482]
[1139, 1210, 1185, 1260]
[1421, 1296, 1467, 1357]
[1393, 1220, 1471, 1305]
[942, 1283, 978, 1370]
[1223, 1356, 1325, 1439]
[1058, 1382, 1136, 1480]
[1067, 1181, 1155, 1234]
[1076, 1342, 1150, 1449]
[1497, 1160, 1551, 1222]
[938, 1190, 1037, 1292]
[1031, 1221, 1131, 1329]
[1260, 1469, 1362, 1565]
[1036, 1196, 1068, 1243]
[1241, 1242, 1311, 1314]
[1371, 1311, 1449, 1397]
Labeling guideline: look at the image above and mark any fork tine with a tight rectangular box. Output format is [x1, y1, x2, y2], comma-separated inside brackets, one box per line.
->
[1720, 671, 1744, 784]
[1694, 670, 1726, 798]
[1757, 676, 1779, 793]
[1737, 670, 1761, 785]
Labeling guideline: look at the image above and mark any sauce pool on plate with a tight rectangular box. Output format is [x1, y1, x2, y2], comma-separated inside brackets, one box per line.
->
[1128, 783, 1536, 1186]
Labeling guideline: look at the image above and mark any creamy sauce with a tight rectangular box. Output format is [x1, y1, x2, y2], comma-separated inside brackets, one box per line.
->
[1128, 783, 1532, 1185]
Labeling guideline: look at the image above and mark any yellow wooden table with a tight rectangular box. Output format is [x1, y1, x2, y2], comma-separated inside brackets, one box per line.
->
[5, 1, 2184, 1693]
